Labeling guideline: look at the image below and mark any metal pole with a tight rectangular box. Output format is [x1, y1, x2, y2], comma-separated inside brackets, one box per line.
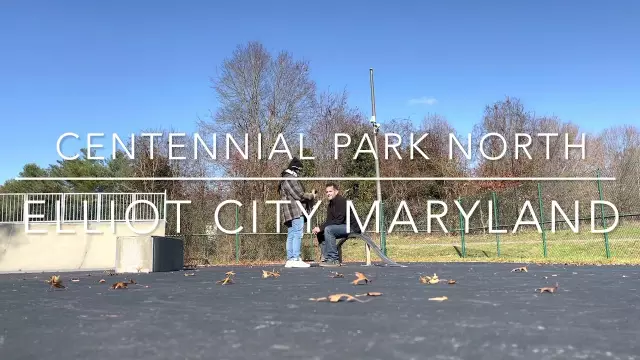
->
[492, 191, 500, 257]
[235, 205, 240, 263]
[537, 183, 548, 258]
[369, 68, 385, 257]
[596, 169, 611, 258]
[458, 197, 466, 258]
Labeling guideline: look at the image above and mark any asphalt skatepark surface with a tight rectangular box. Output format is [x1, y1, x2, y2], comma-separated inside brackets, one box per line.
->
[1, 262, 639, 360]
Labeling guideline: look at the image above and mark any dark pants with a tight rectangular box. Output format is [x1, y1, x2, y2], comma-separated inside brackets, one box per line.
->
[316, 224, 361, 261]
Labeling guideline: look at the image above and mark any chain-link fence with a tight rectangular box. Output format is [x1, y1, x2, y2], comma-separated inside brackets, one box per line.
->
[360, 169, 639, 264]
[179, 169, 640, 265]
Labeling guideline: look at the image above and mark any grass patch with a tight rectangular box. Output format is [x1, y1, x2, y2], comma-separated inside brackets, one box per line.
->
[340, 223, 640, 265]
[182, 222, 640, 266]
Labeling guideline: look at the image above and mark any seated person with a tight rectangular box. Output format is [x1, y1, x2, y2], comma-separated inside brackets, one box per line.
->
[312, 182, 361, 267]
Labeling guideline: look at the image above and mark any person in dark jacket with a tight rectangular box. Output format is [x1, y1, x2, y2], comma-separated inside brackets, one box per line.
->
[278, 157, 316, 268]
[312, 182, 361, 267]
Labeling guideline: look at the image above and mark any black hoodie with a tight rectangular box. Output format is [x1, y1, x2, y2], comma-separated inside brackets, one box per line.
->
[319, 194, 361, 233]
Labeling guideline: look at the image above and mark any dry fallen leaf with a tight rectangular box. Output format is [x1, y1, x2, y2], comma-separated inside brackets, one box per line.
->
[511, 266, 528, 272]
[310, 293, 369, 303]
[184, 272, 196, 277]
[46, 275, 66, 289]
[447, 279, 456, 285]
[329, 272, 344, 278]
[99, 279, 106, 283]
[536, 283, 559, 293]
[262, 270, 280, 279]
[216, 270, 236, 285]
[351, 272, 370, 285]
[71, 278, 80, 283]
[428, 296, 448, 302]
[111, 282, 128, 289]
[419, 274, 440, 284]
[330, 293, 368, 302]
[217, 275, 234, 285]
[355, 292, 383, 297]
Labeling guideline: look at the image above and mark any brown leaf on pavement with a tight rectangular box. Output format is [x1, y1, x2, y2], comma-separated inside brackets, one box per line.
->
[536, 283, 559, 293]
[217, 275, 234, 285]
[329, 293, 369, 302]
[111, 282, 128, 289]
[216, 270, 236, 285]
[351, 272, 370, 285]
[355, 292, 383, 297]
[262, 270, 280, 279]
[419, 274, 440, 284]
[312, 291, 382, 302]
[511, 266, 528, 272]
[46, 275, 66, 290]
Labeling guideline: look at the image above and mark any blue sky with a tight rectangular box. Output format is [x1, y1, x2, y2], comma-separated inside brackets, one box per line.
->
[1, 0, 638, 184]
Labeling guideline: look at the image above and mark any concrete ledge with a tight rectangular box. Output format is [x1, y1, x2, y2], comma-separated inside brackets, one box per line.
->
[115, 236, 153, 273]
[0, 221, 165, 273]
[152, 236, 184, 272]
[115, 235, 184, 273]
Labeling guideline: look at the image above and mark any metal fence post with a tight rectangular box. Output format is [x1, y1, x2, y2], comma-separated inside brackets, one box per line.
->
[492, 191, 500, 257]
[458, 197, 466, 258]
[97, 193, 102, 222]
[235, 204, 240, 263]
[537, 183, 548, 257]
[163, 189, 168, 222]
[132, 193, 137, 222]
[596, 169, 611, 258]
[61, 193, 66, 222]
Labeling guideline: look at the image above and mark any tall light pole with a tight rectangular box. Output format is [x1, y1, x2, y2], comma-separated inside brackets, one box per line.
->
[369, 69, 382, 205]
[369, 68, 386, 256]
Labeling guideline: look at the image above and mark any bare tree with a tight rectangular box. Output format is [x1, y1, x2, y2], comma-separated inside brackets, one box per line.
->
[309, 88, 367, 178]
[197, 41, 318, 239]
[597, 125, 640, 213]
[472, 96, 537, 178]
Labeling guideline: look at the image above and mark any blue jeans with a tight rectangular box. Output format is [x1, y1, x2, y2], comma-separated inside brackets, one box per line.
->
[286, 217, 304, 260]
[317, 224, 359, 261]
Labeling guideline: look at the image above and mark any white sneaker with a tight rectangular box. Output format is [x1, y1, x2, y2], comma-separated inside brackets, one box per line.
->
[284, 259, 296, 268]
[284, 258, 310, 268]
[294, 259, 311, 268]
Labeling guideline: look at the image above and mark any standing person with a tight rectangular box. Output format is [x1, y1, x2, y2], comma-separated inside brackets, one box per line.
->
[278, 157, 316, 268]
[312, 182, 361, 267]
